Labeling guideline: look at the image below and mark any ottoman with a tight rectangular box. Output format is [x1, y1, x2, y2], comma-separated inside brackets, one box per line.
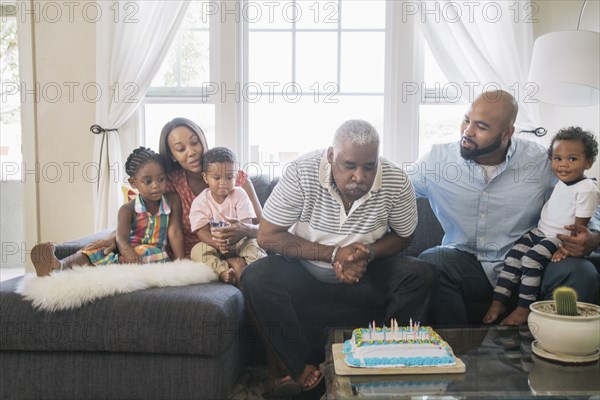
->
[0, 276, 245, 400]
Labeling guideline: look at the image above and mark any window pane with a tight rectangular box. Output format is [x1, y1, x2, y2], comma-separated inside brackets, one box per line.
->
[181, 31, 210, 86]
[340, 32, 385, 93]
[151, 32, 210, 88]
[248, 32, 292, 86]
[246, 0, 293, 30]
[150, 37, 179, 87]
[248, 96, 383, 176]
[143, 103, 216, 152]
[1, 12, 22, 180]
[418, 104, 466, 157]
[295, 32, 337, 90]
[341, 0, 385, 29]
[295, 0, 339, 30]
[423, 39, 450, 86]
[150, 0, 210, 90]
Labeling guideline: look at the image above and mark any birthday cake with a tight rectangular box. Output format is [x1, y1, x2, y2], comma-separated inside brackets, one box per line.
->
[343, 320, 456, 368]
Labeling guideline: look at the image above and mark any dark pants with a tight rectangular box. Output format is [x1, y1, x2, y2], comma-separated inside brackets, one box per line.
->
[241, 253, 438, 378]
[420, 248, 493, 326]
[421, 246, 600, 326]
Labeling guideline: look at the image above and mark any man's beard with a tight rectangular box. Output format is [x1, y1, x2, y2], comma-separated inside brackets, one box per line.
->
[460, 133, 503, 161]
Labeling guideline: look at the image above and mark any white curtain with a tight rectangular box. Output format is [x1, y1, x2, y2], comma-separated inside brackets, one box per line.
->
[93, 0, 190, 231]
[419, 0, 541, 136]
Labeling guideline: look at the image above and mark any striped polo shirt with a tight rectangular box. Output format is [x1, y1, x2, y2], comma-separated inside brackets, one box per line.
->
[262, 150, 417, 283]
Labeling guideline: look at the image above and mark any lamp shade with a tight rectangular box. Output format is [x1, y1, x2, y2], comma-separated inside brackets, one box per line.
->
[528, 30, 599, 106]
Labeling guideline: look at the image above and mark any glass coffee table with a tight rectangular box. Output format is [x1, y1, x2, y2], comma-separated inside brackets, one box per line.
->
[322, 325, 599, 399]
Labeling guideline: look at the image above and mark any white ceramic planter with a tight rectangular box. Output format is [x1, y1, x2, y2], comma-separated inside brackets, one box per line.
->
[528, 301, 600, 357]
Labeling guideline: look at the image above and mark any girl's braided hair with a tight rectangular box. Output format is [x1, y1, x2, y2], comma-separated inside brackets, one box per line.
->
[125, 147, 165, 178]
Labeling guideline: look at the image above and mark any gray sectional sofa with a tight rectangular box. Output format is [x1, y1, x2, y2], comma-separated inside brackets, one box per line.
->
[0, 176, 284, 400]
[2, 175, 597, 399]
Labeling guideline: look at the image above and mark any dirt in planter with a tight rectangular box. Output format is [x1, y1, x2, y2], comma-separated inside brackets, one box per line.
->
[535, 303, 599, 317]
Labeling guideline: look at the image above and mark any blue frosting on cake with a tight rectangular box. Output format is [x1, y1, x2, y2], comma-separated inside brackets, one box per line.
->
[342, 325, 456, 368]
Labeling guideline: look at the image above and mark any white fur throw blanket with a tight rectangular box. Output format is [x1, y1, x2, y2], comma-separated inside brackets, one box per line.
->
[16, 260, 218, 312]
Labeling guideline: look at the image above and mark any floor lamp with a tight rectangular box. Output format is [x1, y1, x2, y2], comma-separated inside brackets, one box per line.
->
[528, 0, 599, 106]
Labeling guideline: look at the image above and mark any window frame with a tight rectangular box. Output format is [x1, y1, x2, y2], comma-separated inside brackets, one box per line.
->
[382, 1, 419, 165]
[141, 0, 459, 168]
[0, 0, 40, 258]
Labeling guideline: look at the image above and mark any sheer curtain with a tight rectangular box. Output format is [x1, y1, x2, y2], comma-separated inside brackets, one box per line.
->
[93, 0, 190, 231]
[419, 0, 540, 136]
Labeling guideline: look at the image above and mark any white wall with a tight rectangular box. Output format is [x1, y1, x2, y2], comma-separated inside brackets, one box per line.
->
[1, 181, 24, 267]
[25, 1, 96, 270]
[533, 0, 600, 181]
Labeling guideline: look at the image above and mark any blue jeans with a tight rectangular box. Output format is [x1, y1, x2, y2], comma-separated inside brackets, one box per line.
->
[542, 257, 599, 302]
[419, 247, 600, 326]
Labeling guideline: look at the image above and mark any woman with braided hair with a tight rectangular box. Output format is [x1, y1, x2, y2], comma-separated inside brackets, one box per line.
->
[31, 147, 185, 276]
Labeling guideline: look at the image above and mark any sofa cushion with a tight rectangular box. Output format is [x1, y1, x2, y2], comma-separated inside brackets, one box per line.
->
[53, 229, 114, 260]
[250, 175, 280, 207]
[402, 198, 445, 258]
[0, 278, 245, 357]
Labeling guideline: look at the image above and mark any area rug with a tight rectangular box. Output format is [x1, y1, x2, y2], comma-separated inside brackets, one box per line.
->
[16, 260, 217, 312]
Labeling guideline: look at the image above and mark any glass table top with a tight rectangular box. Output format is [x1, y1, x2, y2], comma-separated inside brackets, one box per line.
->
[322, 325, 599, 399]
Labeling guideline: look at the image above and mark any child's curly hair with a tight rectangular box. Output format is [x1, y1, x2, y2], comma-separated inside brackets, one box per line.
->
[548, 126, 598, 163]
[125, 147, 165, 178]
[202, 147, 237, 166]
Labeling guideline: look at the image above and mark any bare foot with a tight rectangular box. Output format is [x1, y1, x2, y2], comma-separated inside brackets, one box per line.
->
[31, 243, 62, 277]
[219, 268, 235, 284]
[500, 306, 530, 325]
[297, 364, 323, 391]
[226, 257, 247, 288]
[483, 300, 506, 324]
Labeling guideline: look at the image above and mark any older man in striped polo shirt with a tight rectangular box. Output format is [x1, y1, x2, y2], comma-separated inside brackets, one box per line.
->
[241, 119, 438, 396]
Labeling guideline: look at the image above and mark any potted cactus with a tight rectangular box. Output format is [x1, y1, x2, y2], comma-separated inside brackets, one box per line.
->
[528, 287, 600, 361]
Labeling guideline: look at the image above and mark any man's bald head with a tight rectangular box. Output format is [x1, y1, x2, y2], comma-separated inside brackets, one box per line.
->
[474, 90, 518, 127]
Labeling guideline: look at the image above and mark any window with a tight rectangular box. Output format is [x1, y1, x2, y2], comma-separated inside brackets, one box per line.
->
[1, 1, 27, 270]
[142, 1, 215, 150]
[1, 3, 22, 181]
[242, 0, 386, 175]
[418, 36, 466, 158]
[142, 1, 465, 169]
